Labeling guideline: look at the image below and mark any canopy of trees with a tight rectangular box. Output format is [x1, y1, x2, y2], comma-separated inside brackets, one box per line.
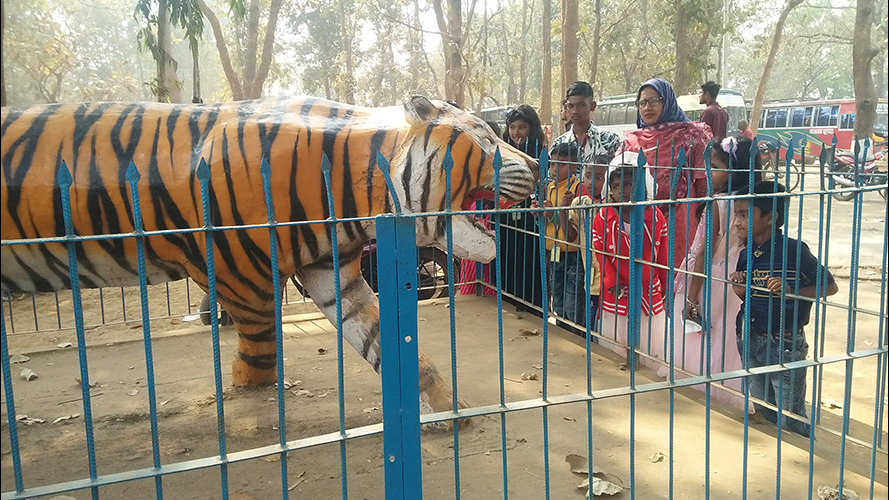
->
[2, 0, 887, 130]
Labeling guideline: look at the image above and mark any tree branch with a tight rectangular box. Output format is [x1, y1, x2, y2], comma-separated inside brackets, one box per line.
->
[251, 0, 284, 98]
[198, 0, 243, 100]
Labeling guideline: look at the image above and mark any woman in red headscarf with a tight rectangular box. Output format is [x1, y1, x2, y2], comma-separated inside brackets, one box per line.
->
[621, 78, 713, 271]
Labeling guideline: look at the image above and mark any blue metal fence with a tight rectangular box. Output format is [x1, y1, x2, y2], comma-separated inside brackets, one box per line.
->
[1, 135, 887, 499]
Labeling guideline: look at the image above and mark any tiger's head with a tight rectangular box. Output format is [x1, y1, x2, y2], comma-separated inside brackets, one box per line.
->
[390, 96, 539, 263]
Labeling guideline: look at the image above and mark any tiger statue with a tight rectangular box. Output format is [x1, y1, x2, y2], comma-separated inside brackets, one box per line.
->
[0, 96, 538, 415]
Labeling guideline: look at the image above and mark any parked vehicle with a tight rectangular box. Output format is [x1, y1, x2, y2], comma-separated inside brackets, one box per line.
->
[199, 243, 455, 326]
[758, 141, 801, 192]
[828, 147, 888, 201]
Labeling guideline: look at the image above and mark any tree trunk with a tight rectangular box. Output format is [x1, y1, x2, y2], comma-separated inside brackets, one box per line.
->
[673, 0, 691, 93]
[748, 0, 804, 134]
[540, 0, 552, 130]
[499, 0, 517, 104]
[338, 0, 355, 104]
[409, 0, 421, 92]
[1, 1, 6, 107]
[560, 0, 578, 93]
[588, 0, 601, 91]
[242, 0, 261, 98]
[518, 0, 529, 103]
[157, 0, 181, 102]
[852, 0, 878, 139]
[250, 0, 282, 99]
[448, 0, 465, 107]
[191, 41, 201, 103]
[199, 0, 243, 100]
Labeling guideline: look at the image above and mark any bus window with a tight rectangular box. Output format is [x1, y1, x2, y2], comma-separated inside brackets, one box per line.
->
[791, 107, 813, 127]
[840, 112, 855, 130]
[815, 105, 839, 127]
[875, 103, 888, 136]
[593, 104, 607, 125]
[765, 108, 788, 128]
[619, 103, 632, 125]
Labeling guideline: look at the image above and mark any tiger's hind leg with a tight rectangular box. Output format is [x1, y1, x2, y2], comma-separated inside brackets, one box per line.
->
[297, 251, 469, 422]
[229, 317, 280, 386]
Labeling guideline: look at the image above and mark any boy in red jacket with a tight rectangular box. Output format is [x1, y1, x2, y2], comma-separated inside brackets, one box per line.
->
[592, 165, 670, 372]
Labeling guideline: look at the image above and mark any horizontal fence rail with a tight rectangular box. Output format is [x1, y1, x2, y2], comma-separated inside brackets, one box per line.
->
[1, 134, 887, 500]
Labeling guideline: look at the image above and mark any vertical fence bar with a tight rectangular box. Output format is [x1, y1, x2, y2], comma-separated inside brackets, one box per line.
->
[195, 159, 229, 500]
[535, 149, 551, 500]
[125, 162, 164, 500]
[260, 157, 290, 497]
[626, 151, 648, 500]
[319, 153, 350, 500]
[377, 214, 423, 500]
[493, 148, 510, 500]
[0, 299, 24, 493]
[441, 146, 462, 497]
[57, 161, 100, 500]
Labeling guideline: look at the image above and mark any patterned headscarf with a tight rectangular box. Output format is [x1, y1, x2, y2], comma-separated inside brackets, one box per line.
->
[635, 78, 690, 128]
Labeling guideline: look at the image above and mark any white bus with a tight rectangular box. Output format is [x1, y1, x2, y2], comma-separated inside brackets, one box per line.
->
[594, 89, 748, 137]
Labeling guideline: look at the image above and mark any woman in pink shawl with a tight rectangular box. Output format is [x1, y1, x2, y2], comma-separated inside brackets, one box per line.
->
[621, 78, 713, 271]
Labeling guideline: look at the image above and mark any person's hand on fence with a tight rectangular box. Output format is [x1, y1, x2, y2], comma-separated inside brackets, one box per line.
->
[730, 271, 746, 284]
[766, 276, 784, 295]
[560, 189, 575, 207]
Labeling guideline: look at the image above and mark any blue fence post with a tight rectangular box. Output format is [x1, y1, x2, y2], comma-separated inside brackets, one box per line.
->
[125, 161, 164, 500]
[377, 214, 423, 500]
[195, 158, 229, 500]
[57, 161, 100, 500]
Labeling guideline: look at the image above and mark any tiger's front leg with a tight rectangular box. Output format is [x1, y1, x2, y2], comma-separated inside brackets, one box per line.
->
[296, 250, 469, 421]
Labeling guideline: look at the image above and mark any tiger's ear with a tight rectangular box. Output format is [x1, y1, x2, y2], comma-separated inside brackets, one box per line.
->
[404, 95, 440, 126]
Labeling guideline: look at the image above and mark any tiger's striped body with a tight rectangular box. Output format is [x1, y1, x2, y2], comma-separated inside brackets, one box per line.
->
[1, 96, 538, 414]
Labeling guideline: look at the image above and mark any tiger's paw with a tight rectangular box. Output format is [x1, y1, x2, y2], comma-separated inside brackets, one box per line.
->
[231, 356, 277, 387]
[420, 386, 471, 431]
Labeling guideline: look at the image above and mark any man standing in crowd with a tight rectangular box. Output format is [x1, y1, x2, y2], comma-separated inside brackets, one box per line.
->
[700, 80, 728, 140]
[738, 119, 755, 140]
[552, 81, 621, 170]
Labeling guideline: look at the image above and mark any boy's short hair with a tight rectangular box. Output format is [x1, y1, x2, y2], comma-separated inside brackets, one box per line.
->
[735, 181, 786, 227]
[550, 142, 579, 162]
[701, 81, 721, 99]
[566, 81, 594, 100]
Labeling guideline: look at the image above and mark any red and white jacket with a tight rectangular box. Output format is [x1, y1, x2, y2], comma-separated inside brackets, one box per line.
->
[591, 205, 670, 317]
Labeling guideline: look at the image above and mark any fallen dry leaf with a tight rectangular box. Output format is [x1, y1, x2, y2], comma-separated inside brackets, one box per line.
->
[816, 484, 860, 500]
[317, 348, 328, 355]
[565, 454, 606, 475]
[57, 342, 73, 349]
[531, 363, 543, 370]
[617, 363, 627, 372]
[230, 493, 258, 500]
[16, 415, 45, 425]
[292, 389, 314, 397]
[821, 400, 843, 410]
[519, 329, 540, 336]
[578, 476, 623, 497]
[563, 416, 576, 422]
[281, 379, 302, 390]
[126, 389, 139, 397]
[20, 368, 37, 381]
[649, 452, 665, 463]
[9, 354, 30, 364]
[52, 414, 80, 424]
[362, 407, 378, 413]
[259, 454, 281, 463]
[317, 390, 330, 398]
[520, 372, 538, 381]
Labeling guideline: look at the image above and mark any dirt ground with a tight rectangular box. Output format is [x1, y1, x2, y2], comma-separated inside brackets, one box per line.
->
[2, 188, 887, 499]
[2, 287, 887, 500]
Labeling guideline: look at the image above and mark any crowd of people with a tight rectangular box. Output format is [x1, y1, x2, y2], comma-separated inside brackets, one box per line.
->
[461, 78, 839, 438]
